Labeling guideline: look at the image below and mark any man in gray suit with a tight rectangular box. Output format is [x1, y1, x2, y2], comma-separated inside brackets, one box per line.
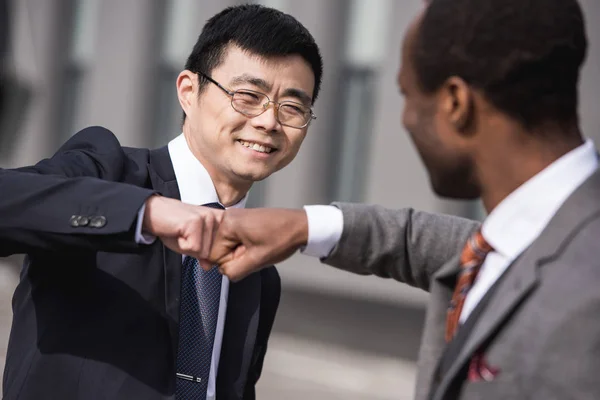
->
[208, 0, 600, 398]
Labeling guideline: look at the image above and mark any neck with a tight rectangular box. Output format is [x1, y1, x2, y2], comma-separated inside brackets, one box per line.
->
[477, 122, 584, 213]
[212, 178, 251, 207]
[183, 130, 252, 207]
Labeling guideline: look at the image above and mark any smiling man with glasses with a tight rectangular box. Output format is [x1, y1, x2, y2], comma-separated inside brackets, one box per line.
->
[1, 4, 322, 400]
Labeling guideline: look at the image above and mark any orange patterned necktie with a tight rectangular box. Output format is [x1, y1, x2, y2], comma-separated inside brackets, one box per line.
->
[445, 230, 493, 342]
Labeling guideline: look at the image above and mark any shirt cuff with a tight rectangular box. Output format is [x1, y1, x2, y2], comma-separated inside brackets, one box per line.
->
[135, 203, 156, 244]
[301, 205, 344, 258]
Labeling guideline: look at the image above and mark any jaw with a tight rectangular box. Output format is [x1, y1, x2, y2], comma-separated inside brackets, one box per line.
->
[428, 162, 480, 200]
[228, 143, 284, 182]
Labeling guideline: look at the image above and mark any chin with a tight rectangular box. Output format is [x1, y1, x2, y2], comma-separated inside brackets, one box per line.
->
[433, 185, 479, 199]
[429, 170, 480, 200]
[431, 179, 480, 199]
[235, 169, 274, 183]
[422, 153, 480, 200]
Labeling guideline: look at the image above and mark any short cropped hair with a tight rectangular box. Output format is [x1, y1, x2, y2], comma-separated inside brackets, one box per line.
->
[185, 4, 323, 104]
[414, 0, 587, 129]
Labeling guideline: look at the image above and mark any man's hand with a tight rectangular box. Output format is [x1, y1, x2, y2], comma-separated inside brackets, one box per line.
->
[208, 208, 308, 282]
[142, 195, 223, 269]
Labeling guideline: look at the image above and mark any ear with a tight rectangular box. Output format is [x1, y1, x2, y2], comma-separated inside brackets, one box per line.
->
[441, 76, 474, 134]
[177, 70, 197, 117]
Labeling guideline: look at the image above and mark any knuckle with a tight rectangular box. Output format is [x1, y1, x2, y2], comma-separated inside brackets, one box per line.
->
[205, 214, 215, 225]
[222, 215, 234, 230]
[191, 213, 203, 227]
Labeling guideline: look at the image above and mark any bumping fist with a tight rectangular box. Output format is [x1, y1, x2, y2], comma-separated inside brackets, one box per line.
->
[208, 208, 309, 281]
[142, 195, 224, 269]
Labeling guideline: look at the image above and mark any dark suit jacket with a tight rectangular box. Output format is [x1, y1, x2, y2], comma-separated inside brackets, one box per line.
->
[0, 126, 281, 400]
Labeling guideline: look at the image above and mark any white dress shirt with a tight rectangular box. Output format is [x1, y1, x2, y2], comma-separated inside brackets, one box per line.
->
[302, 140, 598, 322]
[137, 133, 246, 400]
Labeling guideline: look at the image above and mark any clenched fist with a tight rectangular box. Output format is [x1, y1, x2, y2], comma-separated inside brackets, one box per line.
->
[142, 195, 223, 269]
[208, 208, 309, 281]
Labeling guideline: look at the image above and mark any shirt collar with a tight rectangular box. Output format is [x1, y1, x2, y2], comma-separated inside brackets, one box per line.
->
[482, 139, 598, 261]
[167, 133, 248, 209]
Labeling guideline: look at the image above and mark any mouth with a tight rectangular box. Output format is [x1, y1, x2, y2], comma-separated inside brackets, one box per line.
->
[236, 139, 278, 154]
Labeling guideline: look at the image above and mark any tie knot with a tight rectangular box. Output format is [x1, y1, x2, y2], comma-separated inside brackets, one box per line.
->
[460, 229, 493, 269]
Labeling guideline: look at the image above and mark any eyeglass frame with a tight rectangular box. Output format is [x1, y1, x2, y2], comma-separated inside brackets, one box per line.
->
[197, 71, 317, 129]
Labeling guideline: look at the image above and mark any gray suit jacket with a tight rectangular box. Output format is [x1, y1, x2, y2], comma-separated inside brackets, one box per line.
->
[324, 169, 600, 400]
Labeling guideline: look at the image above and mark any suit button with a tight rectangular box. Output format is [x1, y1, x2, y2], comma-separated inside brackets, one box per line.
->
[89, 216, 107, 228]
[70, 215, 90, 227]
[70, 215, 80, 227]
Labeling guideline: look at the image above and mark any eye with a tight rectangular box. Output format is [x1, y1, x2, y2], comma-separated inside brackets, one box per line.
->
[280, 103, 306, 116]
[234, 91, 263, 105]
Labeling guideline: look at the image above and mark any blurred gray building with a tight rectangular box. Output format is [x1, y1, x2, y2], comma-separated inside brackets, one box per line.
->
[1, 0, 600, 398]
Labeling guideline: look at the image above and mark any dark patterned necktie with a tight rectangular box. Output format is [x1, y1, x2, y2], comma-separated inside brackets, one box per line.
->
[445, 229, 493, 342]
[176, 202, 224, 399]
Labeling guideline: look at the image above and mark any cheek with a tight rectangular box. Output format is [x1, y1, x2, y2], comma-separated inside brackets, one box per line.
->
[198, 99, 244, 133]
[402, 103, 429, 147]
[406, 108, 443, 162]
[403, 102, 430, 146]
[279, 131, 307, 162]
[216, 108, 247, 133]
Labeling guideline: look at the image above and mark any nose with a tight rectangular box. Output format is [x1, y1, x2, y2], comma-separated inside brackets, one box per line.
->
[250, 101, 281, 133]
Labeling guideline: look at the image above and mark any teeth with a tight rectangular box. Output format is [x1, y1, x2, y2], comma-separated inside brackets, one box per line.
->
[239, 140, 273, 154]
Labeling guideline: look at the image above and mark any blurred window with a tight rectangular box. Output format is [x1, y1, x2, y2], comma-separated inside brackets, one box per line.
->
[330, 0, 393, 202]
[57, 0, 98, 141]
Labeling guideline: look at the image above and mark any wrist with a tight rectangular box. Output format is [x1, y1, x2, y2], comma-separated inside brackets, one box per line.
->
[142, 195, 162, 235]
[290, 209, 309, 249]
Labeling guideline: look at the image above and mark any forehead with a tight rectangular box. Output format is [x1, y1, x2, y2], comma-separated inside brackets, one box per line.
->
[398, 15, 421, 89]
[211, 45, 315, 98]
[397, 36, 412, 89]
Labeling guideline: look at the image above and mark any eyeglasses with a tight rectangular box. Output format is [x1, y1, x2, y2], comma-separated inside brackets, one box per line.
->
[198, 72, 316, 129]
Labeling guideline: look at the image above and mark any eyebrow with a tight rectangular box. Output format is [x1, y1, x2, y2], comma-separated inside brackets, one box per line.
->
[229, 74, 313, 106]
[229, 74, 272, 92]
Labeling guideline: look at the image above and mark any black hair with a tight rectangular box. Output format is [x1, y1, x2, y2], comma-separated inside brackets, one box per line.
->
[184, 4, 322, 105]
[414, 0, 587, 130]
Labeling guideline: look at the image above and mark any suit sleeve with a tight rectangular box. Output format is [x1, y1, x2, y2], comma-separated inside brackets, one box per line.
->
[0, 126, 156, 256]
[322, 202, 480, 291]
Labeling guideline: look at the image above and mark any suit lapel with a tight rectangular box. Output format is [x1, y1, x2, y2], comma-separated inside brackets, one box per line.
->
[147, 146, 182, 359]
[415, 253, 461, 398]
[433, 253, 461, 284]
[432, 253, 538, 399]
[432, 169, 600, 400]
[217, 272, 261, 398]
